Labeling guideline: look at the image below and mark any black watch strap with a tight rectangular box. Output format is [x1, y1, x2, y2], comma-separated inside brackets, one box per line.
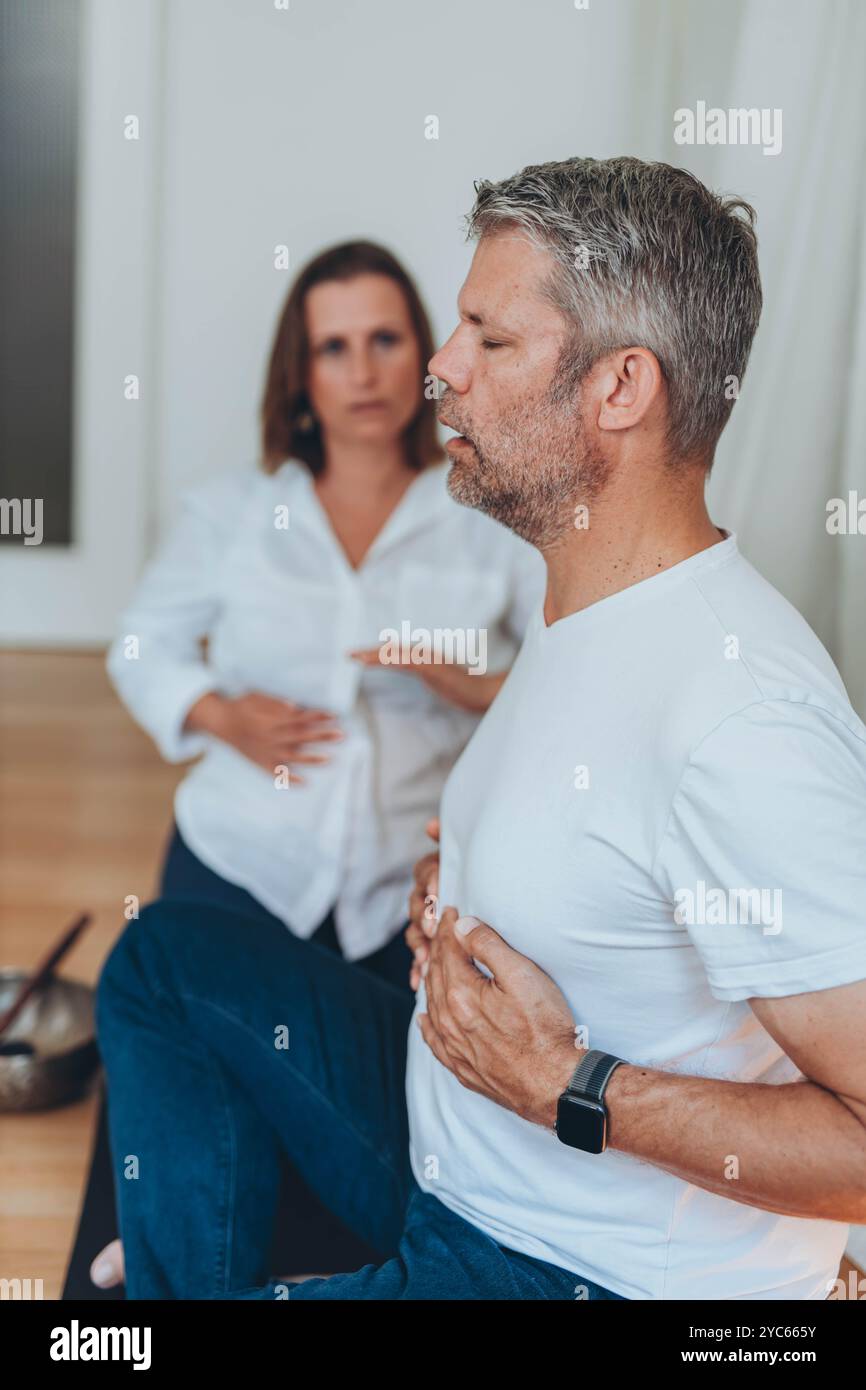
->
[565, 1048, 625, 1102]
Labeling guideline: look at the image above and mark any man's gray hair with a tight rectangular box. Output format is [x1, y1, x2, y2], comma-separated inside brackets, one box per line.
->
[465, 156, 762, 461]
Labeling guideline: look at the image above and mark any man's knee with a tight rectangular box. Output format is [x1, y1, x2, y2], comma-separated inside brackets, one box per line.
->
[95, 899, 205, 1032]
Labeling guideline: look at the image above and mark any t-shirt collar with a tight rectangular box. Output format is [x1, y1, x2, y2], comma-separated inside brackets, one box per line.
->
[534, 529, 739, 641]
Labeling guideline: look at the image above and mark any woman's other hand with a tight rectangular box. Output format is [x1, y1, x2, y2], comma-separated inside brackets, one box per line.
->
[183, 692, 343, 782]
[349, 648, 507, 714]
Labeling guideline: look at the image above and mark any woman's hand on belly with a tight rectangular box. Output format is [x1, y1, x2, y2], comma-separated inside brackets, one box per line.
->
[183, 691, 343, 783]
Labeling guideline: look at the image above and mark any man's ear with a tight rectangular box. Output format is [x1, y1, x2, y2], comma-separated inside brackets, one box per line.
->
[596, 348, 665, 433]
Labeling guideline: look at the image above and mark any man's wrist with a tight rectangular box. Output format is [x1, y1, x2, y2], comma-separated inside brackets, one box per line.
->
[536, 1038, 588, 1130]
[547, 1045, 636, 1145]
[595, 1057, 635, 1150]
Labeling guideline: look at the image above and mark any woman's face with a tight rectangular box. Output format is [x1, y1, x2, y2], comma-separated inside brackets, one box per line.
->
[303, 273, 423, 450]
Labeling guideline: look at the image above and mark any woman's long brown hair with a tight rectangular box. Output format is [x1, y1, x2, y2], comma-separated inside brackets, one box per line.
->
[260, 240, 443, 476]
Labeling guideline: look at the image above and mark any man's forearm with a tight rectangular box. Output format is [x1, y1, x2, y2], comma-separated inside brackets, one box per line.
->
[601, 1061, 866, 1223]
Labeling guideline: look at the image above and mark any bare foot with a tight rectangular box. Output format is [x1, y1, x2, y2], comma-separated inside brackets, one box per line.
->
[90, 1237, 124, 1289]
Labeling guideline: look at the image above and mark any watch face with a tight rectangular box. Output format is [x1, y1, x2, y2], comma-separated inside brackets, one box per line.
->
[556, 1094, 607, 1154]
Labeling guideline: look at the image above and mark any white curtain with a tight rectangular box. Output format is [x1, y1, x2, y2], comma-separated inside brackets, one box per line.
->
[643, 0, 866, 718]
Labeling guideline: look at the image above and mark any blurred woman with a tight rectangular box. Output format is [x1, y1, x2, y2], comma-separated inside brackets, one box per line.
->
[89, 240, 542, 1289]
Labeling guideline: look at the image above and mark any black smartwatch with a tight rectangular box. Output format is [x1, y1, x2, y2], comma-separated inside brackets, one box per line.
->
[555, 1048, 625, 1154]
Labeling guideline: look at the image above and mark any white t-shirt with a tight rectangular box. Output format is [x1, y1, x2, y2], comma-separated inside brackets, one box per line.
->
[406, 531, 866, 1300]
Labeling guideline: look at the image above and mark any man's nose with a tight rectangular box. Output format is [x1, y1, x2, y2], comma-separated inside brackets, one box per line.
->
[429, 329, 470, 394]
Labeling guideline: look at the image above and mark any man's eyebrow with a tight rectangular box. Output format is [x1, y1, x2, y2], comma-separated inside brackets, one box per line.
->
[458, 303, 513, 334]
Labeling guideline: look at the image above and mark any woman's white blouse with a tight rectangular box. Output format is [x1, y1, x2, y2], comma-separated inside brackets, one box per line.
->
[106, 459, 544, 959]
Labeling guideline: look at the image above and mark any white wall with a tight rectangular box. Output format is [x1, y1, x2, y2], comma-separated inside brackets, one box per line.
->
[151, 0, 650, 521]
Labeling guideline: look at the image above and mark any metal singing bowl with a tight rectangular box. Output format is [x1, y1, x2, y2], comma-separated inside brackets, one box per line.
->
[0, 970, 100, 1112]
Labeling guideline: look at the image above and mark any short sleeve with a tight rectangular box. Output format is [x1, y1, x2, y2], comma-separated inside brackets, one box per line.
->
[652, 698, 866, 1001]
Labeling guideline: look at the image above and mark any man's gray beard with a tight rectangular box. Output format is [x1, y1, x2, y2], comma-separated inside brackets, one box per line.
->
[445, 405, 609, 549]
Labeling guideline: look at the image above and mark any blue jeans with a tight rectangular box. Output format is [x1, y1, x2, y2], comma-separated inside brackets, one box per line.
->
[96, 898, 626, 1300]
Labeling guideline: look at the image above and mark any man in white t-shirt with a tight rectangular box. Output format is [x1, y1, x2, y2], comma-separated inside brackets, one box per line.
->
[406, 155, 866, 1300]
[97, 156, 866, 1302]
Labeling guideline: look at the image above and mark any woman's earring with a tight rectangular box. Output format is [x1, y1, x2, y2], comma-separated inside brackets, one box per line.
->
[296, 411, 315, 433]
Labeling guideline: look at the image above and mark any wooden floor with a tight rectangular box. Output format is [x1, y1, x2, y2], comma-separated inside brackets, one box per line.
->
[0, 651, 182, 1299]
[0, 650, 862, 1300]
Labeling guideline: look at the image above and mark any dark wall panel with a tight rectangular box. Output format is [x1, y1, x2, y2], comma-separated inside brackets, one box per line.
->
[0, 0, 80, 546]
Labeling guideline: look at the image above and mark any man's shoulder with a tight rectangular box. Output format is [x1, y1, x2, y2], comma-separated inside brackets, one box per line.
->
[649, 545, 864, 786]
[683, 546, 852, 716]
[690, 693, 866, 783]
